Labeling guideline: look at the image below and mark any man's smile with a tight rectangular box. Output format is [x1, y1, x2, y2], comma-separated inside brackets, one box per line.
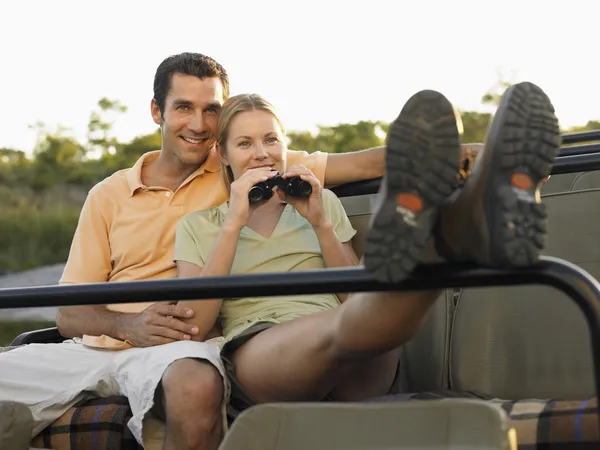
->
[181, 136, 207, 144]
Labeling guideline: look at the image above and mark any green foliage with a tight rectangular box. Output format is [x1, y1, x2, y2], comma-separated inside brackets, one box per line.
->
[481, 79, 513, 106]
[0, 200, 81, 272]
[0, 320, 56, 347]
[288, 121, 388, 153]
[0, 99, 160, 272]
[460, 111, 492, 144]
[564, 120, 600, 134]
[87, 98, 128, 156]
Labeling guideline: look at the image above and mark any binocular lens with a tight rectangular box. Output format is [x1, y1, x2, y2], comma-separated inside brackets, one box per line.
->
[295, 180, 312, 195]
[248, 186, 266, 203]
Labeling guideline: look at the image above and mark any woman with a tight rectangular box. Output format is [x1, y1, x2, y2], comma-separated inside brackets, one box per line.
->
[172, 92, 462, 411]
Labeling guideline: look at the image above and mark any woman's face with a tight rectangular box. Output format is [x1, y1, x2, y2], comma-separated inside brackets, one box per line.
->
[222, 109, 286, 180]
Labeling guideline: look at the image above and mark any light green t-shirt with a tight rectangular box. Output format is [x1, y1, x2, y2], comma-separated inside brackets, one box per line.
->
[174, 189, 357, 341]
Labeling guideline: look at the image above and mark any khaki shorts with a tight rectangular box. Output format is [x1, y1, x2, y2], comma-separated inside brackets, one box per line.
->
[0, 338, 227, 449]
[222, 322, 277, 411]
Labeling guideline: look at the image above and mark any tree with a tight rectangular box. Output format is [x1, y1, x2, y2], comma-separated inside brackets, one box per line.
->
[0, 148, 26, 165]
[288, 121, 387, 154]
[481, 75, 515, 106]
[86, 97, 128, 157]
[109, 129, 162, 169]
[459, 111, 492, 144]
[564, 120, 600, 134]
[0, 148, 29, 187]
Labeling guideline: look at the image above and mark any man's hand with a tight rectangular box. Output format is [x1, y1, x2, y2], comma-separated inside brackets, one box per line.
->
[124, 303, 199, 347]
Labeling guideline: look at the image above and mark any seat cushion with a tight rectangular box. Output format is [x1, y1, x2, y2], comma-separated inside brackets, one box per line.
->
[220, 399, 514, 450]
[369, 392, 599, 450]
[35, 392, 598, 450]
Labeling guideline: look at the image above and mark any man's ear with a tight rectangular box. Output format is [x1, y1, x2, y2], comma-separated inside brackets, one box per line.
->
[217, 143, 230, 166]
[151, 98, 163, 125]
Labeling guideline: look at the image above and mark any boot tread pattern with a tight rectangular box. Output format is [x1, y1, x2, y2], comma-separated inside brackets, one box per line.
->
[365, 90, 461, 283]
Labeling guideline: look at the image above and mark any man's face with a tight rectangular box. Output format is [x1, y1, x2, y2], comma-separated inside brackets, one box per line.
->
[151, 73, 224, 167]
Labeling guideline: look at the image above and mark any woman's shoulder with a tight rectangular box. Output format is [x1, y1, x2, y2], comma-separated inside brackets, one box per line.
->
[179, 204, 227, 229]
[321, 188, 344, 209]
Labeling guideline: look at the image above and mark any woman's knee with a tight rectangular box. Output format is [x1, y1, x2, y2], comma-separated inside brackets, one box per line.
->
[162, 358, 224, 413]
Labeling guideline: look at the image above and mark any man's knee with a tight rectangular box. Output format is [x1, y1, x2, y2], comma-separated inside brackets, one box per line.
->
[162, 358, 224, 416]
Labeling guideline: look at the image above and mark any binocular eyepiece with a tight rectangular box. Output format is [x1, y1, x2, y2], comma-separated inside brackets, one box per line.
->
[248, 173, 312, 203]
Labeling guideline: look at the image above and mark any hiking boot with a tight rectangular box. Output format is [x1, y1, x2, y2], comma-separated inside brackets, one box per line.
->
[434, 81, 561, 267]
[0, 401, 33, 450]
[364, 90, 463, 283]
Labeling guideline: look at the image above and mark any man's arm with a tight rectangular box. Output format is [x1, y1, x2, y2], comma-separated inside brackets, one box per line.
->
[323, 143, 484, 188]
[56, 185, 122, 338]
[323, 147, 385, 188]
[56, 305, 130, 340]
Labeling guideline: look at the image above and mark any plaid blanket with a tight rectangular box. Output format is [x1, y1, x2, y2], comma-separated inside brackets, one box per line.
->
[31, 397, 140, 450]
[31, 392, 599, 449]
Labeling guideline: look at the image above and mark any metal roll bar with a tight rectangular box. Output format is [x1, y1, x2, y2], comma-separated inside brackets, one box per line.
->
[1, 257, 600, 430]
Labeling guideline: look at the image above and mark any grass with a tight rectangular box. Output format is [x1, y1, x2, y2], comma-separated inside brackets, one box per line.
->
[0, 320, 56, 346]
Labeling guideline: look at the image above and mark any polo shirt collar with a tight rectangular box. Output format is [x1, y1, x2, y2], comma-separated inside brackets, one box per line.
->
[126, 147, 222, 196]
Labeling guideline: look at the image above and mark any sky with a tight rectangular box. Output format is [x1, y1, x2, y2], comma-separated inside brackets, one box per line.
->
[1, 0, 598, 154]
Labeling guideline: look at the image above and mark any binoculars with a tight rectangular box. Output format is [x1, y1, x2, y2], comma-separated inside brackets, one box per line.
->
[248, 173, 312, 203]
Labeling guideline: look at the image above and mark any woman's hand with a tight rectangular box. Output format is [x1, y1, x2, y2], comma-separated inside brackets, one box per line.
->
[279, 165, 328, 229]
[228, 167, 278, 229]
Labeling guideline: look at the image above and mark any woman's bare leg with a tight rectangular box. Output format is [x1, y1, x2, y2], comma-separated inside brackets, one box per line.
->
[327, 347, 402, 401]
[231, 289, 439, 403]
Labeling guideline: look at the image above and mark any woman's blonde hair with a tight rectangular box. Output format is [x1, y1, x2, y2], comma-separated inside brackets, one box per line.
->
[217, 93, 286, 192]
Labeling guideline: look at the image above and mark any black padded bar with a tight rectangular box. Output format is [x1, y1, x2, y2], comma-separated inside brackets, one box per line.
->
[0, 256, 593, 310]
[558, 143, 600, 158]
[561, 130, 600, 145]
[551, 152, 600, 174]
[331, 150, 600, 198]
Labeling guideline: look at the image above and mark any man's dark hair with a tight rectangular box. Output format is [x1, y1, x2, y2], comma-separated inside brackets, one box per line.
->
[153, 52, 230, 116]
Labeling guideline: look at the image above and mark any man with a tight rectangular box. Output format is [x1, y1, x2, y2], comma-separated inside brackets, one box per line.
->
[0, 52, 559, 450]
[0, 53, 388, 450]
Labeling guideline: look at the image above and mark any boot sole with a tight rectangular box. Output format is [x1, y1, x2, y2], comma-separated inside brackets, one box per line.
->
[485, 82, 560, 267]
[364, 90, 462, 283]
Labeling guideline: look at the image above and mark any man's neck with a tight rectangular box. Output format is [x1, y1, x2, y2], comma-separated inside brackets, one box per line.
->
[143, 151, 204, 192]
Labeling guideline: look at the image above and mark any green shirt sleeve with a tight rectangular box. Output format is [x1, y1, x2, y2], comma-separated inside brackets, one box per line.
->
[321, 189, 357, 243]
[174, 214, 207, 268]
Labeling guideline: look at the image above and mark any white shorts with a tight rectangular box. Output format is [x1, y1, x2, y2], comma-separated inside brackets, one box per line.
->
[0, 338, 227, 448]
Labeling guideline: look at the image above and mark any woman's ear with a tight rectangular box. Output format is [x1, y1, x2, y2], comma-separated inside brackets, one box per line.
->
[217, 143, 230, 166]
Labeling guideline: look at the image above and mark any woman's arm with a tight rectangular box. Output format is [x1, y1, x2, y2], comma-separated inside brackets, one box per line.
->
[176, 222, 243, 341]
[313, 222, 359, 302]
[282, 165, 360, 302]
[314, 222, 359, 269]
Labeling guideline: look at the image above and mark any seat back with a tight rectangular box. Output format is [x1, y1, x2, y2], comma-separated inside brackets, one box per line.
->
[569, 170, 600, 191]
[541, 173, 580, 194]
[342, 194, 452, 393]
[447, 189, 600, 399]
[396, 290, 454, 392]
[541, 171, 600, 194]
[219, 401, 516, 450]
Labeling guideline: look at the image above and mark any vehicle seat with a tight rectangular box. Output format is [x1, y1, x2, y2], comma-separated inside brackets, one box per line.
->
[447, 188, 600, 399]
